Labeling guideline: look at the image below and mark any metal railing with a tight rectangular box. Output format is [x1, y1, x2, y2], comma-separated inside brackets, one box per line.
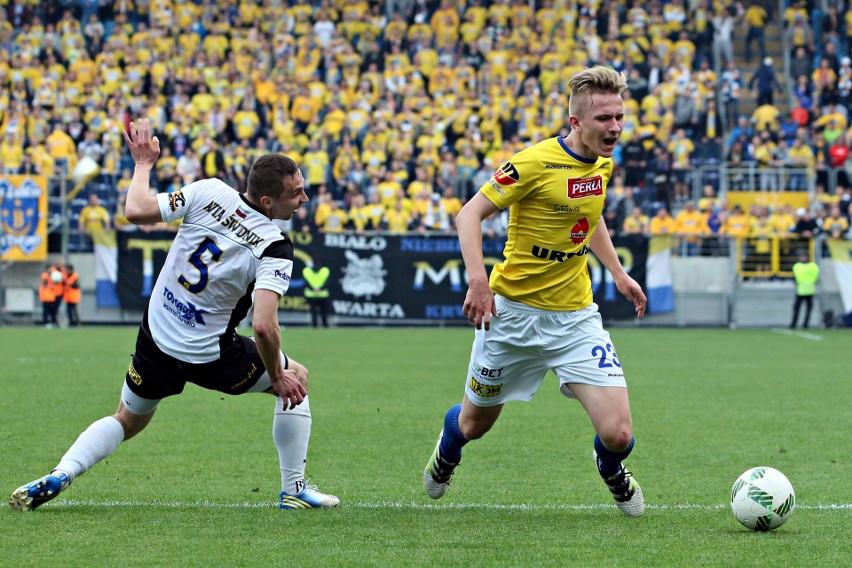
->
[692, 164, 850, 200]
[649, 234, 824, 269]
[44, 165, 851, 258]
[735, 235, 817, 278]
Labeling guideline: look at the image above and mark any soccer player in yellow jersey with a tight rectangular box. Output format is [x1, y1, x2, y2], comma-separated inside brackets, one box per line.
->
[423, 67, 646, 517]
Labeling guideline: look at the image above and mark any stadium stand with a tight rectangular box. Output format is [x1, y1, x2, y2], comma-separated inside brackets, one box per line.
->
[1, 0, 849, 271]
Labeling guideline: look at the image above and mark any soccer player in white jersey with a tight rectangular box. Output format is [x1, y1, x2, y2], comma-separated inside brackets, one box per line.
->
[10, 119, 339, 511]
[423, 67, 648, 516]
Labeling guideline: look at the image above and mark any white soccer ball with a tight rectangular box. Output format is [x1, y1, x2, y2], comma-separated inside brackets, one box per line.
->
[730, 467, 796, 531]
[50, 270, 64, 283]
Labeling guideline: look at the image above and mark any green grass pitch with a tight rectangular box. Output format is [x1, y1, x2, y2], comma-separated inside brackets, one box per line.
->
[1, 326, 850, 567]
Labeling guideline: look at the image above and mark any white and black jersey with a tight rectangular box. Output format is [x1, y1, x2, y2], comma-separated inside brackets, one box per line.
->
[146, 178, 293, 363]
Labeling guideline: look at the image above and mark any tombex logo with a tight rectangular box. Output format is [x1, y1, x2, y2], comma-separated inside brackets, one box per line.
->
[162, 286, 209, 325]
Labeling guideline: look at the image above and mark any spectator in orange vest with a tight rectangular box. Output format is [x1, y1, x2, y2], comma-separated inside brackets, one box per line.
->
[64, 265, 81, 327]
[49, 261, 66, 324]
[38, 264, 58, 327]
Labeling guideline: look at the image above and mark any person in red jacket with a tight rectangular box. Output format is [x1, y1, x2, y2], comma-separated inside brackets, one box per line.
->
[828, 135, 850, 188]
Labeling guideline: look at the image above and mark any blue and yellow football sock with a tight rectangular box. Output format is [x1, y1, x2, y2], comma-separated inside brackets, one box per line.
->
[594, 434, 635, 479]
[438, 404, 468, 463]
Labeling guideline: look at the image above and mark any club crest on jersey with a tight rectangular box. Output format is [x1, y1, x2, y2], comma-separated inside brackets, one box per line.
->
[570, 217, 590, 244]
[567, 176, 603, 199]
[168, 191, 186, 211]
[493, 162, 519, 186]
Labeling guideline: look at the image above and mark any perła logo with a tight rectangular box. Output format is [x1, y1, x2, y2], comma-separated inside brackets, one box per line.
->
[566, 176, 603, 199]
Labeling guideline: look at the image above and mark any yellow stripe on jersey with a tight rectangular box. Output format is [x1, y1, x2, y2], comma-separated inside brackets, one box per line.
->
[479, 136, 612, 311]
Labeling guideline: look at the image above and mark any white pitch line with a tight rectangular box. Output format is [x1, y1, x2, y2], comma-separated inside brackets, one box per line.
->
[53, 499, 852, 511]
[771, 328, 824, 341]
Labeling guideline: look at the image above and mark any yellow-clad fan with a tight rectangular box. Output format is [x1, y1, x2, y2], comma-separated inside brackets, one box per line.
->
[384, 198, 416, 234]
[650, 207, 676, 236]
[722, 204, 754, 238]
[318, 199, 348, 234]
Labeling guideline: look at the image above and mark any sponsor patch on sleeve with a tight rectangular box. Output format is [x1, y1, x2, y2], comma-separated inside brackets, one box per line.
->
[493, 162, 520, 186]
[168, 190, 186, 212]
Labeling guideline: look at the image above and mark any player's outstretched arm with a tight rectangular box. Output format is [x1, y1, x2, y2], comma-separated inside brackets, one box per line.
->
[123, 118, 163, 225]
[253, 289, 306, 410]
[589, 218, 647, 318]
[458, 192, 499, 330]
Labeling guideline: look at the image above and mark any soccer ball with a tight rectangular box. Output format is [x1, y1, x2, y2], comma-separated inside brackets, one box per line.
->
[50, 270, 64, 283]
[730, 467, 796, 531]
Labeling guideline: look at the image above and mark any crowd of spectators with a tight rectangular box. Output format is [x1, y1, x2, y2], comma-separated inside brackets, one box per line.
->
[722, 1, 852, 199]
[604, 181, 851, 258]
[1, 0, 850, 245]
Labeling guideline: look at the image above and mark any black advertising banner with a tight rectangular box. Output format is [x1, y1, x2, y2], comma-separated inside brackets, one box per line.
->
[284, 232, 647, 322]
[116, 231, 648, 321]
[117, 230, 175, 311]
[284, 232, 506, 320]
[594, 235, 648, 321]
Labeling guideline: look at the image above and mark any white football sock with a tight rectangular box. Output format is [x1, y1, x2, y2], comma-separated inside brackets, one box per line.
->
[273, 395, 312, 495]
[54, 416, 125, 482]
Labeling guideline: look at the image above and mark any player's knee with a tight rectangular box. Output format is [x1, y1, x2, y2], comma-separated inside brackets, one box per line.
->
[458, 417, 493, 440]
[286, 358, 309, 388]
[114, 408, 154, 440]
[599, 427, 633, 451]
[459, 423, 487, 440]
[296, 364, 309, 388]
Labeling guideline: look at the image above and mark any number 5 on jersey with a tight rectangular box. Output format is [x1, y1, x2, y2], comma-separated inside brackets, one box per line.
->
[179, 237, 223, 294]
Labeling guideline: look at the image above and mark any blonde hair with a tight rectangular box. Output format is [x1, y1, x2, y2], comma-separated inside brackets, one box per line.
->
[568, 66, 628, 118]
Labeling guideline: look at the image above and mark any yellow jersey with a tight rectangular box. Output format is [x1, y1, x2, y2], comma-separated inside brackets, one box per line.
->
[479, 136, 612, 311]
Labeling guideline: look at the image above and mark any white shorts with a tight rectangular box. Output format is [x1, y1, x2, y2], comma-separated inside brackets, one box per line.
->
[464, 296, 627, 407]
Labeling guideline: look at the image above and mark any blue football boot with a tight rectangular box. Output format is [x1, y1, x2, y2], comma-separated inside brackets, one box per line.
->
[9, 471, 71, 512]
